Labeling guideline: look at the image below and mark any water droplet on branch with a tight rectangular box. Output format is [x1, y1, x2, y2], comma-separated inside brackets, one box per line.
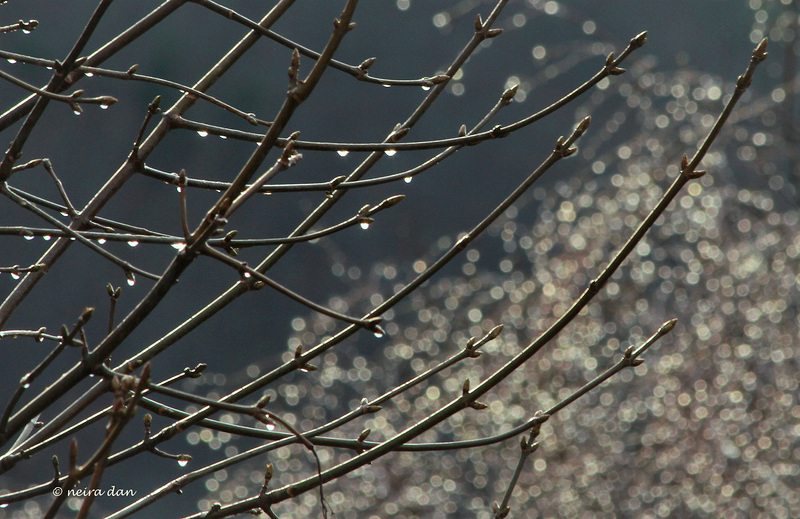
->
[196, 130, 209, 138]
[384, 149, 397, 157]
[127, 240, 139, 247]
[126, 271, 136, 286]
[337, 150, 349, 157]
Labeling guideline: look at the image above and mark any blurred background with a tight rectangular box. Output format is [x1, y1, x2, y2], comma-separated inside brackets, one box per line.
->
[0, 1, 797, 517]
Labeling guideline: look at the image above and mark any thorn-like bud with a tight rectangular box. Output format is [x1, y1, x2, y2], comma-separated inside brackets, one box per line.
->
[288, 48, 300, 82]
[264, 463, 274, 483]
[149, 95, 162, 113]
[390, 126, 409, 142]
[429, 74, 450, 84]
[501, 84, 519, 103]
[462, 379, 470, 395]
[575, 116, 591, 137]
[660, 318, 678, 334]
[485, 324, 503, 342]
[609, 67, 626, 75]
[469, 401, 488, 410]
[126, 64, 139, 75]
[753, 37, 768, 62]
[474, 14, 483, 31]
[624, 345, 635, 359]
[374, 194, 405, 212]
[185, 363, 207, 378]
[484, 28, 503, 38]
[458, 124, 467, 137]
[605, 52, 616, 66]
[358, 57, 377, 71]
[630, 358, 645, 367]
[294, 345, 303, 358]
[357, 429, 371, 442]
[681, 154, 689, 170]
[631, 31, 648, 48]
[533, 410, 550, 423]
[257, 394, 271, 407]
[562, 146, 578, 157]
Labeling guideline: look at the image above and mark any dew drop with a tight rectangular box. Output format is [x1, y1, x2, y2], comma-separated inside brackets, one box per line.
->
[85, 72, 94, 77]
[6, 58, 16, 64]
[266, 423, 276, 431]
[373, 329, 385, 339]
[97, 238, 106, 245]
[171, 242, 186, 251]
[421, 85, 431, 91]
[219, 135, 227, 140]
[10, 272, 20, 280]
[0, 503, 7, 509]
[100, 104, 109, 110]
[126, 271, 136, 286]
[382, 83, 391, 88]
[127, 240, 139, 247]
[337, 150, 349, 157]
[22, 382, 30, 389]
[404, 176, 412, 184]
[196, 130, 209, 138]
[243, 272, 252, 279]
[177, 458, 189, 467]
[384, 149, 397, 157]
[42, 235, 51, 241]
[360, 221, 371, 230]
[73, 108, 82, 116]
[23, 234, 34, 241]
[22, 29, 31, 35]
